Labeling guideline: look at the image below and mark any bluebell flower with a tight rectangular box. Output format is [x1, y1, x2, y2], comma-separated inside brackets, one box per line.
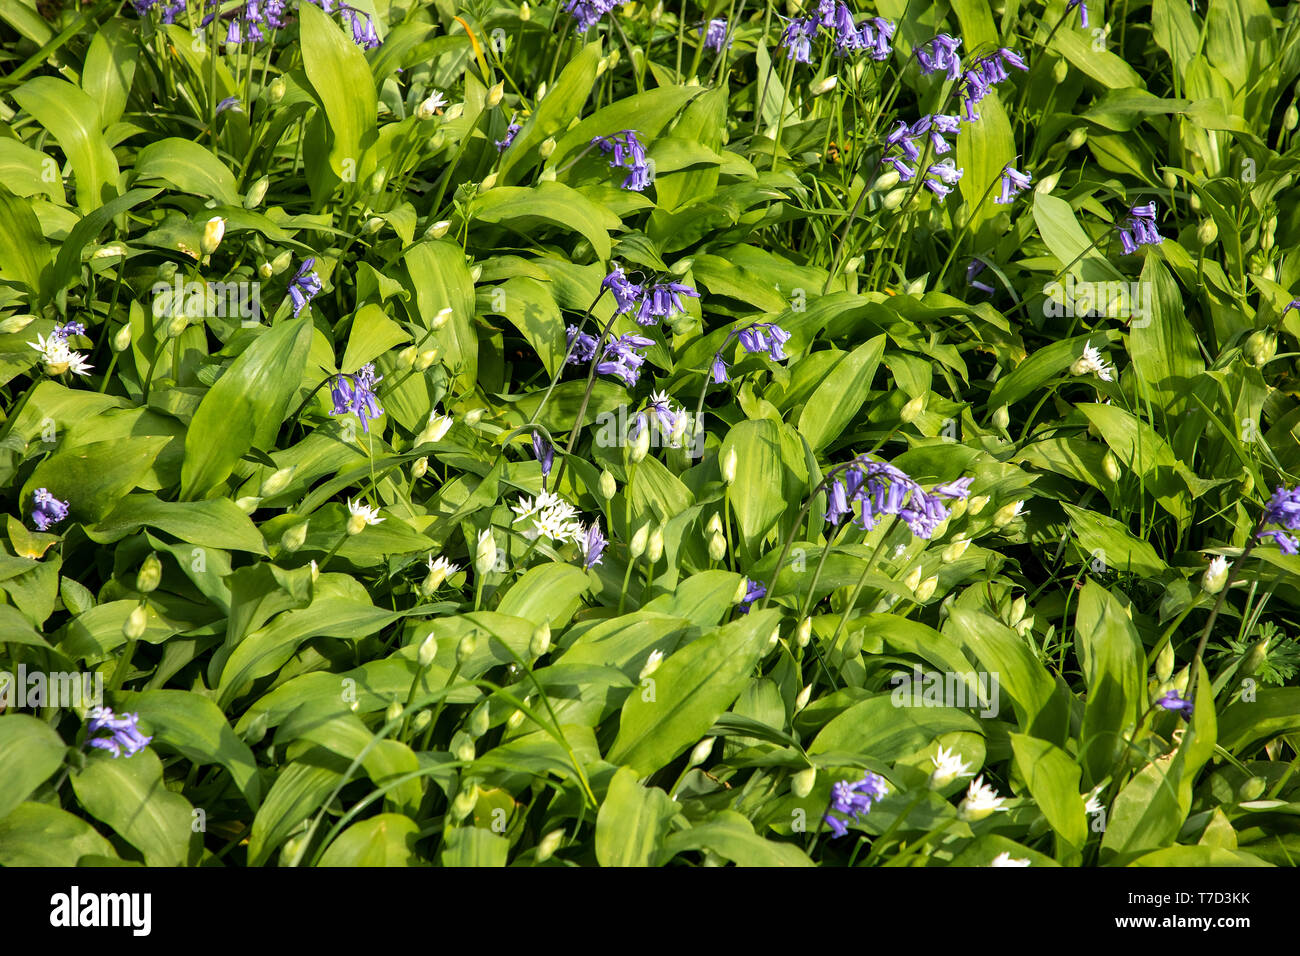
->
[995, 164, 1032, 204]
[700, 18, 730, 51]
[495, 114, 521, 152]
[581, 520, 607, 569]
[915, 34, 963, 80]
[636, 281, 700, 325]
[1118, 202, 1164, 254]
[779, 17, 817, 63]
[967, 258, 995, 294]
[86, 708, 152, 758]
[343, 7, 381, 49]
[1155, 689, 1193, 721]
[924, 160, 963, 199]
[31, 488, 69, 531]
[603, 265, 646, 315]
[289, 258, 322, 317]
[52, 321, 85, 341]
[644, 389, 683, 436]
[592, 130, 652, 191]
[329, 363, 384, 432]
[566, 325, 599, 364]
[824, 771, 889, 838]
[1067, 0, 1089, 28]
[711, 322, 790, 382]
[564, 0, 626, 32]
[597, 333, 655, 386]
[532, 433, 554, 479]
[738, 578, 766, 613]
[1281, 299, 1300, 320]
[824, 456, 972, 539]
[216, 97, 243, 114]
[861, 17, 894, 60]
[1257, 484, 1300, 554]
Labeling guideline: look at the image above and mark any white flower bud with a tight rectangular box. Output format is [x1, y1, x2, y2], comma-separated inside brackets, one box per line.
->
[598, 469, 617, 499]
[418, 633, 438, 667]
[123, 604, 148, 640]
[792, 766, 816, 798]
[385, 700, 403, 724]
[280, 521, 308, 553]
[480, 172, 498, 191]
[112, 324, 132, 352]
[942, 536, 970, 563]
[810, 75, 838, 96]
[1009, 596, 1027, 626]
[639, 649, 664, 679]
[795, 684, 813, 711]
[688, 737, 715, 767]
[261, 466, 295, 497]
[646, 526, 664, 563]
[1155, 639, 1175, 683]
[426, 220, 451, 240]
[486, 81, 505, 108]
[1197, 218, 1218, 246]
[914, 575, 938, 602]
[529, 620, 552, 658]
[993, 500, 1025, 528]
[629, 523, 649, 559]
[431, 307, 453, 330]
[236, 496, 262, 514]
[412, 457, 428, 479]
[1034, 171, 1060, 194]
[244, 176, 269, 209]
[721, 447, 737, 484]
[415, 348, 438, 371]
[992, 405, 1010, 429]
[629, 422, 651, 463]
[474, 528, 496, 576]
[796, 617, 812, 648]
[200, 216, 226, 255]
[537, 829, 565, 862]
[450, 785, 477, 820]
[883, 187, 909, 210]
[268, 76, 285, 103]
[967, 494, 989, 516]
[539, 137, 556, 158]
[875, 169, 900, 191]
[708, 531, 727, 562]
[1202, 555, 1230, 595]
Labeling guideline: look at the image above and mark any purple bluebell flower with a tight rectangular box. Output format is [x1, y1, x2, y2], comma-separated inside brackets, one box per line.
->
[967, 258, 995, 294]
[1117, 202, 1164, 254]
[581, 519, 607, 569]
[737, 322, 789, 361]
[995, 164, 1032, 204]
[924, 160, 963, 199]
[31, 488, 69, 531]
[779, 17, 817, 63]
[566, 325, 599, 364]
[1155, 689, 1194, 721]
[915, 34, 963, 80]
[86, 707, 152, 758]
[329, 363, 384, 432]
[52, 321, 85, 341]
[597, 333, 655, 386]
[826, 455, 972, 539]
[999, 48, 1028, 72]
[289, 258, 322, 317]
[861, 18, 894, 60]
[700, 18, 730, 51]
[738, 578, 766, 613]
[344, 7, 381, 48]
[1257, 484, 1300, 554]
[591, 130, 652, 191]
[644, 389, 683, 436]
[824, 771, 889, 838]
[602, 265, 645, 316]
[564, 0, 626, 32]
[495, 114, 521, 152]
[1281, 299, 1300, 320]
[825, 479, 853, 523]
[216, 97, 242, 114]
[710, 354, 730, 384]
[636, 281, 700, 325]
[532, 433, 554, 479]
[1067, 0, 1089, 28]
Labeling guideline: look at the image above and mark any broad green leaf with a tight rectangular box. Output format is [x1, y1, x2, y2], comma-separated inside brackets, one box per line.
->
[595, 766, 680, 867]
[70, 749, 193, 867]
[0, 715, 67, 820]
[662, 810, 814, 867]
[299, 1, 378, 181]
[1062, 504, 1167, 578]
[133, 138, 241, 205]
[796, 336, 885, 451]
[471, 182, 620, 261]
[319, 814, 422, 866]
[1010, 733, 1086, 859]
[0, 803, 118, 867]
[404, 240, 477, 392]
[12, 76, 119, 211]
[24, 437, 169, 524]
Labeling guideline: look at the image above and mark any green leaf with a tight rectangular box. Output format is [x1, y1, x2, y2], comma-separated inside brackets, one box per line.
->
[298, 1, 378, 182]
[0, 803, 118, 867]
[723, 419, 786, 552]
[180, 318, 312, 499]
[340, 303, 410, 374]
[132, 138, 241, 205]
[0, 714, 67, 820]
[796, 336, 885, 451]
[23, 437, 169, 524]
[248, 759, 341, 866]
[12, 75, 119, 211]
[440, 826, 509, 866]
[496, 564, 590, 629]
[471, 181, 621, 261]
[1062, 504, 1167, 578]
[0, 186, 52, 299]
[319, 814, 423, 866]
[70, 749, 193, 866]
[661, 811, 815, 867]
[1009, 733, 1086, 859]
[404, 241, 477, 392]
[607, 609, 778, 776]
[89, 495, 267, 554]
[595, 766, 680, 866]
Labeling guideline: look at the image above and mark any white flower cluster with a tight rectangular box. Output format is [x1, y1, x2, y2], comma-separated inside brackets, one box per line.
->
[510, 491, 583, 544]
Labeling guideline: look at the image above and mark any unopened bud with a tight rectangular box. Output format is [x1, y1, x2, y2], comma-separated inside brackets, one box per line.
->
[1067, 128, 1088, 149]
[268, 77, 285, 103]
[1035, 171, 1061, 194]
[426, 220, 451, 239]
[480, 172, 498, 191]
[451, 785, 477, 819]
[280, 521, 308, 552]
[629, 422, 651, 463]
[411, 710, 432, 733]
[708, 531, 727, 562]
[639, 649, 664, 679]
[1102, 451, 1121, 483]
[1197, 218, 1218, 246]
[1009, 596, 1027, 626]
[688, 737, 715, 767]
[539, 137, 556, 158]
[1285, 105, 1299, 131]
[792, 766, 816, 798]
[412, 457, 428, 479]
[1202, 555, 1230, 595]
[536, 828, 564, 862]
[201, 217, 226, 255]
[721, 447, 737, 484]
[967, 494, 989, 516]
[598, 469, 617, 499]
[900, 394, 925, 423]
[993, 500, 1025, 528]
[1242, 635, 1269, 677]
[431, 307, 453, 330]
[914, 575, 938, 602]
[883, 187, 909, 210]
[123, 604, 148, 640]
[707, 513, 724, 536]
[1053, 58, 1069, 84]
[1244, 330, 1276, 367]
[136, 554, 162, 593]
[646, 527, 664, 563]
[244, 176, 269, 209]
[902, 566, 923, 593]
[415, 348, 438, 371]
[271, 250, 292, 274]
[795, 684, 813, 711]
[795, 617, 812, 648]
[810, 75, 837, 96]
[166, 313, 187, 339]
[457, 632, 479, 666]
[529, 620, 551, 658]
[463, 407, 484, 426]
[385, 700, 403, 724]
[875, 169, 900, 191]
[731, 578, 748, 605]
[943, 536, 970, 562]
[1155, 639, 1175, 683]
[112, 324, 132, 352]
[1237, 776, 1267, 802]
[418, 633, 438, 667]
[629, 524, 649, 559]
[474, 529, 496, 576]
[261, 466, 295, 497]
[486, 81, 505, 108]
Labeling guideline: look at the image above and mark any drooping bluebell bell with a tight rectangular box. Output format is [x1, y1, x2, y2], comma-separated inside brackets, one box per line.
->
[581, 520, 607, 569]
[738, 578, 766, 613]
[824, 771, 889, 838]
[602, 265, 645, 316]
[591, 130, 651, 191]
[532, 433, 554, 479]
[31, 488, 69, 531]
[967, 258, 995, 294]
[343, 7, 381, 49]
[565, 325, 599, 364]
[737, 322, 790, 361]
[995, 164, 1033, 204]
[216, 97, 243, 114]
[329, 363, 384, 432]
[134, 0, 186, 23]
[289, 258, 322, 317]
[1282, 299, 1300, 320]
[700, 18, 730, 51]
[1257, 484, 1300, 555]
[924, 160, 963, 199]
[860, 17, 894, 60]
[643, 389, 684, 437]
[823, 456, 972, 539]
[86, 708, 152, 759]
[495, 114, 521, 152]
[915, 34, 963, 80]
[1067, 0, 1089, 28]
[958, 49, 1027, 122]
[1118, 202, 1164, 254]
[1155, 689, 1194, 721]
[636, 281, 700, 326]
[778, 16, 818, 63]
[52, 321, 85, 341]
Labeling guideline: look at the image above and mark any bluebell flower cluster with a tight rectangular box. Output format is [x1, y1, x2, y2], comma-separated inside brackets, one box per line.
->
[883, 116, 963, 196]
[824, 457, 973, 539]
[591, 130, 652, 191]
[32, 488, 70, 531]
[329, 363, 384, 432]
[995, 164, 1033, 204]
[823, 771, 889, 838]
[86, 708, 152, 759]
[581, 520, 607, 569]
[700, 18, 731, 52]
[642, 390, 684, 437]
[1258, 484, 1300, 555]
[496, 114, 521, 152]
[1117, 202, 1164, 254]
[132, 0, 186, 22]
[779, 5, 893, 64]
[289, 258, 322, 317]
[711, 322, 791, 383]
[914, 34, 963, 80]
[595, 333, 656, 386]
[602, 266, 700, 326]
[958, 48, 1028, 121]
[566, 325, 599, 364]
[564, 0, 627, 32]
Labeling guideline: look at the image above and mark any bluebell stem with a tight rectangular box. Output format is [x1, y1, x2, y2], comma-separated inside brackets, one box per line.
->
[86, 707, 152, 758]
[289, 258, 322, 317]
[1257, 484, 1300, 555]
[31, 488, 69, 531]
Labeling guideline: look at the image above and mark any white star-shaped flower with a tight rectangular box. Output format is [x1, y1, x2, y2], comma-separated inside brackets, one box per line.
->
[929, 745, 974, 788]
[1070, 342, 1113, 381]
[30, 333, 93, 376]
[989, 851, 1030, 867]
[958, 775, 1008, 821]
